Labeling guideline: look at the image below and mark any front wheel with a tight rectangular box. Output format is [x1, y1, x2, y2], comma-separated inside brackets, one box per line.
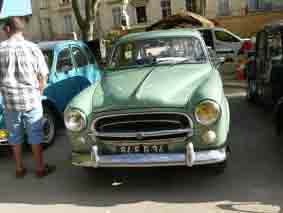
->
[42, 107, 56, 147]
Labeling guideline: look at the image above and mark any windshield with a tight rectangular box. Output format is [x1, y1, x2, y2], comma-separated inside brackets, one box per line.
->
[110, 37, 207, 69]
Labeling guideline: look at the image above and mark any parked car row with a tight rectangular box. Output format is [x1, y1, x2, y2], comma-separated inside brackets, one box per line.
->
[3, 22, 278, 174]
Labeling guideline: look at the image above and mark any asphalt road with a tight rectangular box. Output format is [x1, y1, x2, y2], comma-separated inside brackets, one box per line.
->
[1, 88, 283, 213]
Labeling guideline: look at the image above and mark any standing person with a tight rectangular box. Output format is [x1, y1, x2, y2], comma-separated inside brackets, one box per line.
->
[0, 16, 55, 178]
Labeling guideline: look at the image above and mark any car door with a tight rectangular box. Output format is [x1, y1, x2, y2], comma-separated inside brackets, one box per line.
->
[44, 45, 82, 113]
[213, 29, 242, 57]
[70, 44, 100, 90]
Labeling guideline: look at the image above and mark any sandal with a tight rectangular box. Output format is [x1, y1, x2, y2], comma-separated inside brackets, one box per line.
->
[16, 168, 27, 179]
[36, 164, 56, 178]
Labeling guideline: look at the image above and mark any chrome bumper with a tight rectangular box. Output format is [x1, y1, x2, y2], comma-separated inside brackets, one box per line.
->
[72, 143, 227, 168]
[0, 139, 9, 146]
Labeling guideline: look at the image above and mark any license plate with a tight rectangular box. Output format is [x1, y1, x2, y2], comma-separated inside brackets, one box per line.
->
[116, 144, 168, 154]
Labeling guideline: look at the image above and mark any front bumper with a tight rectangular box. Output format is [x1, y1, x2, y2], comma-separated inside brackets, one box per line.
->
[0, 129, 9, 146]
[72, 143, 227, 168]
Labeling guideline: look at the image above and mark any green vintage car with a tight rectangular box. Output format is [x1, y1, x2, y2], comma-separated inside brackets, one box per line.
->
[64, 29, 230, 170]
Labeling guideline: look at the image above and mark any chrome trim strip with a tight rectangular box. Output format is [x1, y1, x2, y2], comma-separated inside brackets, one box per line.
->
[90, 128, 193, 138]
[72, 143, 227, 168]
[91, 112, 194, 135]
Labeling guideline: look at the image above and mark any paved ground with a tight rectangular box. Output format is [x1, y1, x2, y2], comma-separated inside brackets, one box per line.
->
[1, 86, 283, 213]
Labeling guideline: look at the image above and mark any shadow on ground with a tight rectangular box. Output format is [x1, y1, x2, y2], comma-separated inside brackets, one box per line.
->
[1, 96, 283, 212]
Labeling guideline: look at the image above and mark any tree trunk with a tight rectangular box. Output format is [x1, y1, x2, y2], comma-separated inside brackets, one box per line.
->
[72, 0, 97, 41]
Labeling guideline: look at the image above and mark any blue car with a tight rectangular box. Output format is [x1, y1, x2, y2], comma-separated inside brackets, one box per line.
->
[0, 40, 101, 146]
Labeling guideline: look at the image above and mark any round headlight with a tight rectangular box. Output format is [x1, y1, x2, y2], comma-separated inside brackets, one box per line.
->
[195, 100, 221, 126]
[64, 109, 87, 132]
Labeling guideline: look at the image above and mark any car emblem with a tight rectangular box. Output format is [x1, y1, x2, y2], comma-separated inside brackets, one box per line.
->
[136, 132, 143, 140]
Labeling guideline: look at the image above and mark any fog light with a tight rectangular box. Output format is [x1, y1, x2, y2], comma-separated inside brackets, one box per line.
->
[0, 130, 9, 140]
[201, 130, 217, 144]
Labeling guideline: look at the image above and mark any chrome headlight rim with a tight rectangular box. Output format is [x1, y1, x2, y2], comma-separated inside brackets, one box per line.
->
[64, 108, 87, 132]
[194, 100, 221, 126]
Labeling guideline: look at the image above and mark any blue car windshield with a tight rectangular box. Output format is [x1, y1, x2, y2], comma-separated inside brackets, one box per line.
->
[110, 37, 207, 69]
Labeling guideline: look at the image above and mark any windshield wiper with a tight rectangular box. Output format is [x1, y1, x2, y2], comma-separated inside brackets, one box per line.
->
[171, 57, 207, 66]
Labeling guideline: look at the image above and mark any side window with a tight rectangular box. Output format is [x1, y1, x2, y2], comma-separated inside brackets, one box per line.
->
[199, 30, 214, 48]
[72, 47, 88, 68]
[84, 46, 96, 65]
[42, 50, 53, 69]
[215, 30, 240, 43]
[56, 48, 73, 73]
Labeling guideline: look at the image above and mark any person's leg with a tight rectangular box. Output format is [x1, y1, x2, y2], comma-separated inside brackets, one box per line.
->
[12, 144, 24, 172]
[4, 111, 25, 175]
[24, 107, 55, 177]
[23, 107, 44, 171]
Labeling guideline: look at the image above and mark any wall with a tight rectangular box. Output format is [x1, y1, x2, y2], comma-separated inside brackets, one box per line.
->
[215, 11, 283, 37]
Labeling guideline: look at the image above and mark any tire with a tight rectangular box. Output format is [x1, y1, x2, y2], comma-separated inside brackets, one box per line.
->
[257, 84, 274, 109]
[209, 160, 227, 174]
[42, 107, 56, 147]
[206, 147, 230, 175]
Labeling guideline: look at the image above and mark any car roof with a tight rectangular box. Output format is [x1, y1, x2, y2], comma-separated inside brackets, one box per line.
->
[116, 29, 202, 44]
[36, 40, 82, 51]
[261, 20, 283, 33]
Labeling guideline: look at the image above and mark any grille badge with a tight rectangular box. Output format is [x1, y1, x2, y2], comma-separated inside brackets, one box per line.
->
[136, 132, 144, 140]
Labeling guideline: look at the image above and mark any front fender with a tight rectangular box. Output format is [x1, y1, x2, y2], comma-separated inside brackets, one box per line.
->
[187, 70, 230, 149]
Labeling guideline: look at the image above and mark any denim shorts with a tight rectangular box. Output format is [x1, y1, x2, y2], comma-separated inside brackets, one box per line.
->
[4, 107, 43, 145]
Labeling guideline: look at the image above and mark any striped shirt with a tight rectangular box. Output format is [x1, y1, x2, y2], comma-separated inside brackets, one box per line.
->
[0, 38, 49, 112]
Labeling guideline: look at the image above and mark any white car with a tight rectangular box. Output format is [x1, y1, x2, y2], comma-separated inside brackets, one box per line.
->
[197, 27, 251, 59]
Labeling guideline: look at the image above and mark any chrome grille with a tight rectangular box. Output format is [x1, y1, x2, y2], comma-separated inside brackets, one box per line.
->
[91, 113, 193, 143]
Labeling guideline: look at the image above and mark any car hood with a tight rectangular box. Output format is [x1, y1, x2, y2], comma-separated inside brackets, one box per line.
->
[90, 64, 212, 112]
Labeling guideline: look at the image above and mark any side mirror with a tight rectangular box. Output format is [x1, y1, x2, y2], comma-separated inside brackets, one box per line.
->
[215, 57, 225, 69]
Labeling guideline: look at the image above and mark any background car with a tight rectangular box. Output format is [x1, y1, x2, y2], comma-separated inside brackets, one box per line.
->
[246, 20, 283, 108]
[0, 40, 101, 146]
[64, 29, 230, 172]
[198, 27, 252, 60]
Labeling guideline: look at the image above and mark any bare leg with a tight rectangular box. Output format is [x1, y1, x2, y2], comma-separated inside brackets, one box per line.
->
[11, 144, 24, 172]
[31, 144, 44, 172]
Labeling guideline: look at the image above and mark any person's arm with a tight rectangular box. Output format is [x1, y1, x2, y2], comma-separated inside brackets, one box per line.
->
[37, 74, 48, 95]
[35, 47, 49, 95]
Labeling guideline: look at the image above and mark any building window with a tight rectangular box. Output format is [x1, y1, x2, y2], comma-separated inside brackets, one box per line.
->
[218, 0, 231, 16]
[40, 0, 48, 9]
[112, 7, 122, 27]
[64, 15, 73, 33]
[136, 6, 147, 23]
[186, 0, 195, 12]
[60, 0, 70, 4]
[161, 0, 171, 18]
